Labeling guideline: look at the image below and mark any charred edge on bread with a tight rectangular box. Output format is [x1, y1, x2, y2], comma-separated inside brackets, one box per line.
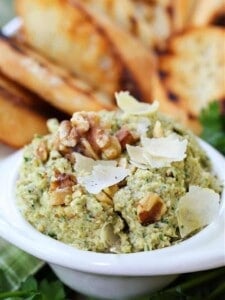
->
[120, 68, 143, 102]
[1, 36, 105, 105]
[166, 4, 174, 18]
[0, 79, 68, 120]
[69, 0, 121, 65]
[167, 91, 179, 103]
[70, 0, 143, 100]
[129, 16, 139, 37]
[0, 35, 25, 55]
[188, 112, 197, 120]
[211, 13, 225, 27]
[158, 70, 168, 80]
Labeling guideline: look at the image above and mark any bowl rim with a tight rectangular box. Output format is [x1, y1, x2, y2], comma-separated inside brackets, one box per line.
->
[0, 139, 224, 276]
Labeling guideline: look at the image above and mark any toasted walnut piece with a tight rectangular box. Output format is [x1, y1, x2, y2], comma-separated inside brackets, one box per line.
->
[73, 186, 83, 198]
[95, 191, 113, 206]
[102, 136, 122, 159]
[58, 120, 78, 147]
[95, 128, 111, 149]
[118, 157, 128, 168]
[50, 188, 72, 206]
[49, 171, 76, 206]
[115, 127, 139, 149]
[58, 120, 71, 139]
[104, 185, 119, 197]
[137, 193, 167, 225]
[80, 138, 99, 160]
[50, 171, 76, 191]
[86, 112, 100, 127]
[153, 121, 164, 138]
[71, 112, 90, 135]
[35, 140, 48, 162]
[56, 111, 122, 159]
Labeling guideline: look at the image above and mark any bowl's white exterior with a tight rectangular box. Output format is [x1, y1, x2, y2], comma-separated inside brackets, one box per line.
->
[0, 140, 224, 299]
[51, 264, 177, 299]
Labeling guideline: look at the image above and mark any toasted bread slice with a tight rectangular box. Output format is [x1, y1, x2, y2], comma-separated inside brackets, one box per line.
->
[15, 0, 123, 96]
[172, 0, 197, 32]
[15, 0, 176, 105]
[159, 27, 225, 118]
[0, 35, 112, 115]
[81, 0, 173, 50]
[0, 72, 49, 148]
[188, 0, 225, 27]
[75, 1, 190, 123]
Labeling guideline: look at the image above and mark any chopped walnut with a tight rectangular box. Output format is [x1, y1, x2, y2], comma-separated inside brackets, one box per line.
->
[115, 127, 139, 149]
[153, 121, 164, 138]
[80, 138, 99, 160]
[95, 191, 113, 206]
[137, 193, 166, 225]
[58, 120, 78, 147]
[71, 112, 90, 135]
[50, 189, 72, 206]
[35, 140, 48, 162]
[56, 112, 122, 160]
[101, 136, 121, 159]
[50, 171, 76, 190]
[104, 185, 119, 197]
[118, 157, 128, 168]
[49, 170, 76, 205]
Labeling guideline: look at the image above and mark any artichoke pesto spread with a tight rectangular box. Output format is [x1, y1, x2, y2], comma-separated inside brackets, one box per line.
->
[16, 92, 221, 253]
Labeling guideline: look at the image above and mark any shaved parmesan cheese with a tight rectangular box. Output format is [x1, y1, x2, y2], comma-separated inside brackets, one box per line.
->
[74, 153, 129, 194]
[136, 117, 151, 136]
[141, 135, 188, 160]
[115, 91, 159, 115]
[74, 153, 97, 174]
[143, 152, 175, 168]
[79, 165, 130, 194]
[176, 186, 220, 238]
[126, 145, 148, 169]
[74, 153, 116, 175]
[126, 134, 188, 169]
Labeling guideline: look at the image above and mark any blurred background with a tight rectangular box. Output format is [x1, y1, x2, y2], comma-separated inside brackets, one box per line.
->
[0, 0, 14, 27]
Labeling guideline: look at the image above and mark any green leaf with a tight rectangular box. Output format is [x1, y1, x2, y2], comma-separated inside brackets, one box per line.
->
[39, 279, 65, 300]
[0, 274, 66, 300]
[0, 269, 11, 292]
[199, 101, 225, 155]
[20, 277, 38, 293]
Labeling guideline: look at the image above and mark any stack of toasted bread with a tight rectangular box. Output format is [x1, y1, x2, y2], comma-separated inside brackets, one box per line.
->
[0, 0, 224, 148]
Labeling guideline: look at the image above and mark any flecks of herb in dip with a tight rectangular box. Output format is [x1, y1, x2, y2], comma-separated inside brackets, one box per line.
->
[16, 92, 222, 253]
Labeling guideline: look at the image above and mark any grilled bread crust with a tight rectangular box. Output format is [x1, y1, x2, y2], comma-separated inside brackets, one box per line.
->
[82, 0, 174, 50]
[159, 27, 225, 118]
[15, 0, 188, 125]
[0, 35, 113, 115]
[0, 72, 48, 148]
[172, 0, 197, 32]
[188, 0, 225, 27]
[15, 0, 165, 100]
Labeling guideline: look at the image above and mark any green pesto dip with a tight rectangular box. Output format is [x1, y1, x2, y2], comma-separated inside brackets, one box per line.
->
[16, 97, 221, 253]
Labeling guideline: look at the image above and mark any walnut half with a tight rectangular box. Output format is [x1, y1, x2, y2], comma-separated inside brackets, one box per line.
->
[137, 193, 166, 225]
[49, 170, 76, 205]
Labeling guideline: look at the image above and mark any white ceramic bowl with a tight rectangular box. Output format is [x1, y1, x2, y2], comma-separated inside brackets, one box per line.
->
[0, 140, 224, 300]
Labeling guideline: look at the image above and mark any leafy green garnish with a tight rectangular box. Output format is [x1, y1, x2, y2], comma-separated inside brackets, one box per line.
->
[0, 276, 66, 300]
[199, 101, 225, 155]
[145, 267, 225, 300]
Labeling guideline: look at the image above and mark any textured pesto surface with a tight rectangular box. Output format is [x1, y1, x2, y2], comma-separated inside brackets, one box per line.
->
[17, 111, 221, 253]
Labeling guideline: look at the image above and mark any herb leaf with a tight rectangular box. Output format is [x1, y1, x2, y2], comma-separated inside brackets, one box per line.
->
[0, 276, 65, 300]
[199, 101, 225, 155]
